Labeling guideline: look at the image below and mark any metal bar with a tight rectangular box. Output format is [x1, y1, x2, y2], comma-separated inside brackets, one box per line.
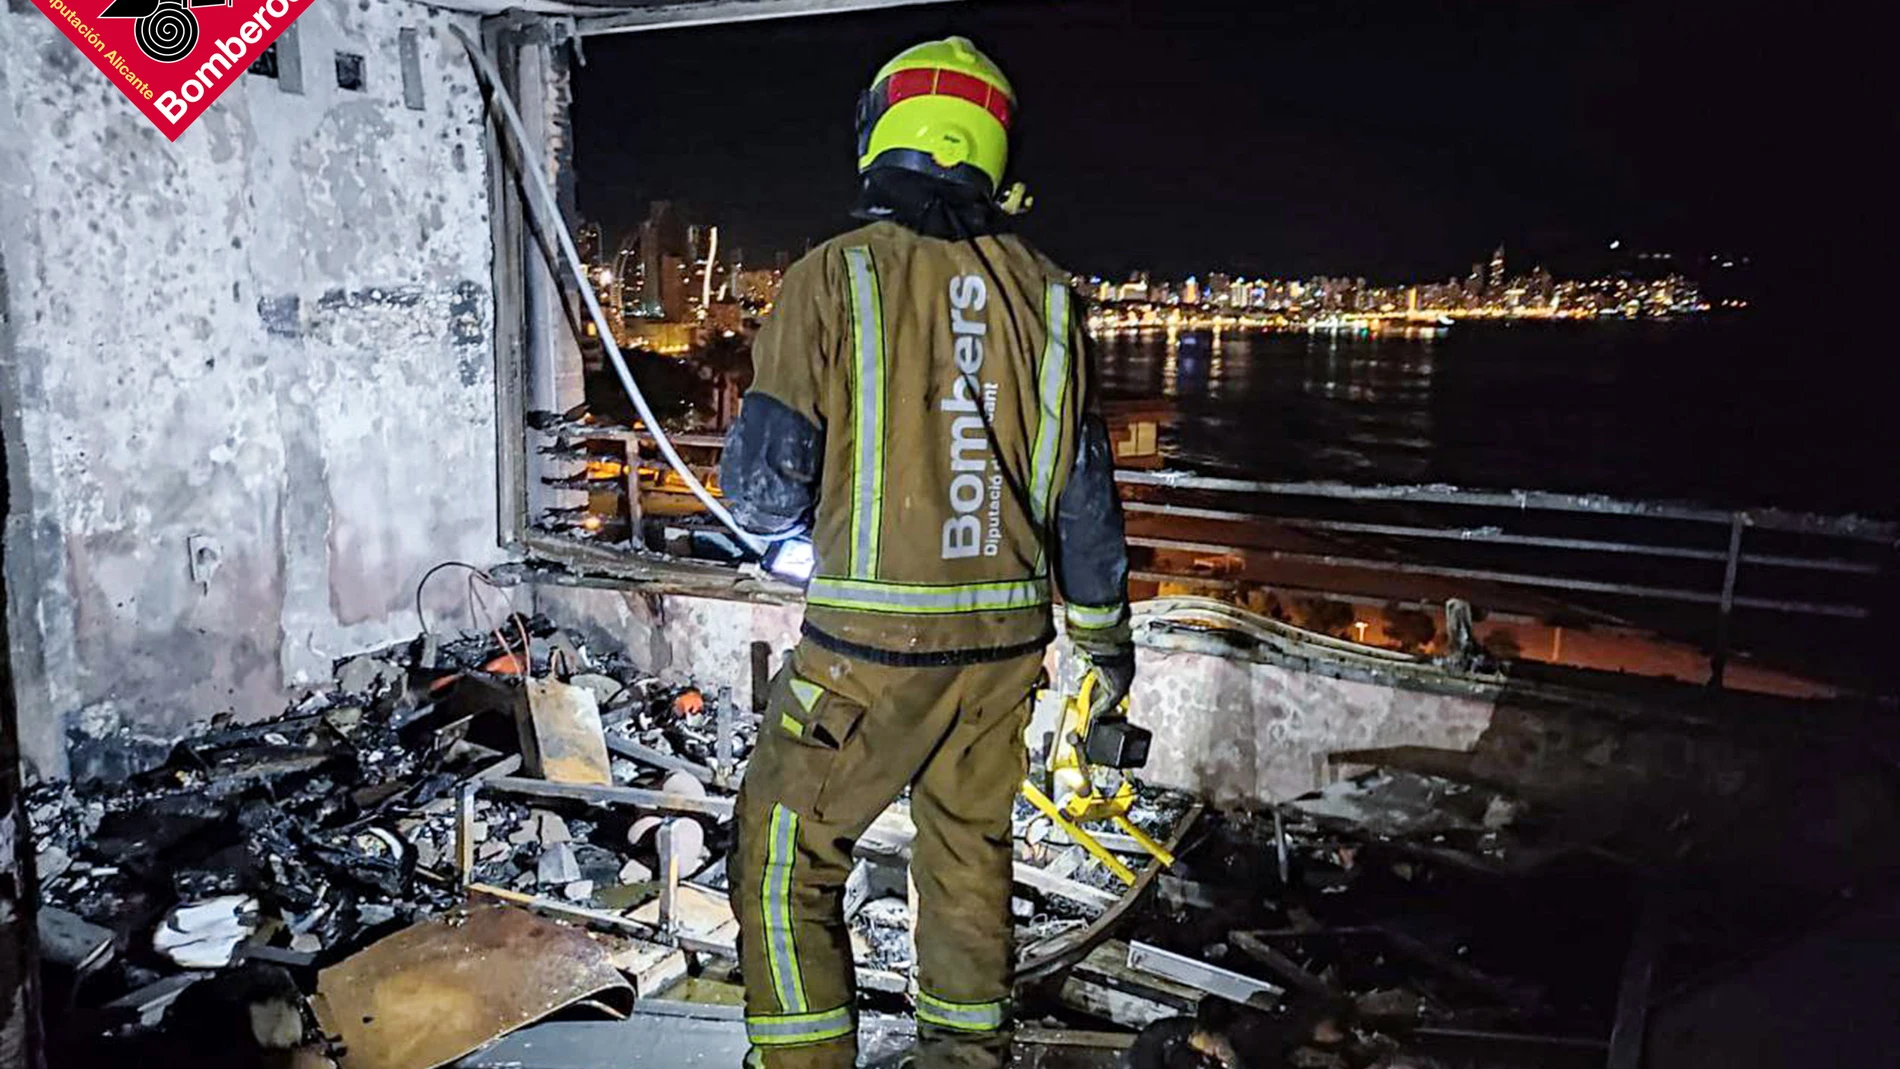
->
[1114, 470, 1900, 543]
[1127, 570, 1551, 623]
[1122, 501, 1881, 574]
[575, 0, 959, 37]
[1126, 941, 1282, 1006]
[1411, 1028, 1609, 1051]
[604, 734, 715, 784]
[484, 775, 734, 820]
[484, 21, 530, 551]
[1016, 1028, 1137, 1050]
[1126, 535, 1869, 618]
[713, 688, 734, 788]
[1607, 894, 1668, 1069]
[1709, 513, 1747, 689]
[622, 439, 644, 542]
[538, 434, 1895, 549]
[656, 821, 681, 936]
[1012, 861, 1120, 909]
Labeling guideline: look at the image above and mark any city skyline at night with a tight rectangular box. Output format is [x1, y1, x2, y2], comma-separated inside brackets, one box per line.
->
[571, 1, 1860, 312]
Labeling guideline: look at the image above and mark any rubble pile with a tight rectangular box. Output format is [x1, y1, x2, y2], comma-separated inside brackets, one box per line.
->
[1101, 771, 1639, 1069]
[27, 609, 1199, 1069]
[38, 603, 1851, 1069]
[28, 615, 734, 1060]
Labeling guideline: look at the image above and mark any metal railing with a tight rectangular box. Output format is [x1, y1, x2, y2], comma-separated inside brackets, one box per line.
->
[1114, 470, 1897, 691]
[529, 412, 1897, 691]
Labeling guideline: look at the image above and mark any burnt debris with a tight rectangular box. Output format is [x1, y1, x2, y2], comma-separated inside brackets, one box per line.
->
[25, 607, 1897, 1069]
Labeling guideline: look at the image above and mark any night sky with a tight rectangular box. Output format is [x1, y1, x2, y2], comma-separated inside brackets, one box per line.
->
[571, 0, 1875, 299]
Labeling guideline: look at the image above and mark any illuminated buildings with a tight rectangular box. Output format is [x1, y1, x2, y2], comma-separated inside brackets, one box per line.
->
[733, 267, 784, 311]
[576, 221, 603, 266]
[1084, 243, 1712, 326]
[631, 200, 690, 320]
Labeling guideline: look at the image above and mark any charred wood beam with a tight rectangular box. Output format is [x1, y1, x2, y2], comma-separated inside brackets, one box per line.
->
[1230, 931, 1337, 1000]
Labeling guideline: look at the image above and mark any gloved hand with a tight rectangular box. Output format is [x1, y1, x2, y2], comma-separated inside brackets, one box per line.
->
[1070, 618, 1135, 722]
[1082, 650, 1135, 723]
[1081, 652, 1149, 769]
[1072, 622, 1145, 768]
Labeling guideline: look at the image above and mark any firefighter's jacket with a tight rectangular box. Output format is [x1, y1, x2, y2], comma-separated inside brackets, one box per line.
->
[721, 219, 1129, 665]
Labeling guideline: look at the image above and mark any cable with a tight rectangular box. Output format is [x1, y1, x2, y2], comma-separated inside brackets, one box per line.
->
[448, 25, 766, 558]
[415, 560, 534, 675]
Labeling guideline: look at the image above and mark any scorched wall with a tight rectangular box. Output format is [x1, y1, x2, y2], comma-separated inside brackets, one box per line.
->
[0, 0, 503, 780]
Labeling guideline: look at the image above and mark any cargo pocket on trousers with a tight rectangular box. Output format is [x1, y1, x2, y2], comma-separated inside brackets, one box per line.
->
[766, 671, 866, 818]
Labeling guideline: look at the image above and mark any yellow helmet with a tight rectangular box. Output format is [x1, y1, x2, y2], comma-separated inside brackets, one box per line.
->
[855, 36, 1015, 197]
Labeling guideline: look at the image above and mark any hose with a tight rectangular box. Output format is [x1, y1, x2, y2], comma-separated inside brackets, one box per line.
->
[448, 25, 766, 558]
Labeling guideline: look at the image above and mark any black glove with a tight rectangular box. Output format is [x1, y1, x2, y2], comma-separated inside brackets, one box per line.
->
[1083, 650, 1134, 722]
[1070, 614, 1135, 722]
[1081, 654, 1149, 769]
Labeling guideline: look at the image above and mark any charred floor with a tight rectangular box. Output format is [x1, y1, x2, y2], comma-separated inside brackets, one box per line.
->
[10, 601, 1900, 1069]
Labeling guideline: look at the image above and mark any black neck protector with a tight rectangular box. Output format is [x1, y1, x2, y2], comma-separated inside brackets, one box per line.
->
[850, 167, 1012, 240]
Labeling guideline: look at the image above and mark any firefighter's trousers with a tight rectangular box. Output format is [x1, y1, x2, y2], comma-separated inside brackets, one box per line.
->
[732, 640, 1043, 1069]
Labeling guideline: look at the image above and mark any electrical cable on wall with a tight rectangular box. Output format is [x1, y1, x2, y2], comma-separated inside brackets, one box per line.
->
[448, 24, 767, 558]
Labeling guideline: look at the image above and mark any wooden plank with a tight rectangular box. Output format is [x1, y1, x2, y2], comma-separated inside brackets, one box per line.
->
[632, 885, 739, 954]
[1230, 931, 1337, 999]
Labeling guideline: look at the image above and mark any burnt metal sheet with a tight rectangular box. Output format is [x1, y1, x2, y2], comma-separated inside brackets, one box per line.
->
[519, 678, 613, 785]
[1126, 940, 1282, 1007]
[311, 904, 632, 1069]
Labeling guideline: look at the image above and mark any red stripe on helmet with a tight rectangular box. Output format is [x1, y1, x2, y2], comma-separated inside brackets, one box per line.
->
[984, 87, 1011, 127]
[886, 67, 935, 104]
[882, 66, 1012, 129]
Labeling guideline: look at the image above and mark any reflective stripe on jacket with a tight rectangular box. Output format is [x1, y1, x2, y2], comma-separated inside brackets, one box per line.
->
[723, 220, 1128, 664]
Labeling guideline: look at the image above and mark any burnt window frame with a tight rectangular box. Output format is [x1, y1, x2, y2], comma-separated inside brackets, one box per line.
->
[481, 6, 911, 605]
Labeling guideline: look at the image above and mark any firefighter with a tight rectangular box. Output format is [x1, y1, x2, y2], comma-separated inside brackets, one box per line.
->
[720, 36, 1134, 1069]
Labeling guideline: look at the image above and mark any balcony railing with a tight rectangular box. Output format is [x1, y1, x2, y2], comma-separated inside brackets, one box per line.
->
[526, 413, 1897, 694]
[1114, 469, 1897, 693]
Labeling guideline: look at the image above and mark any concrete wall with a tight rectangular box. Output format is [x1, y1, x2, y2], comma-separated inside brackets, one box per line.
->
[0, 0, 503, 780]
[535, 586, 806, 713]
[1123, 645, 1495, 806]
[541, 588, 1495, 808]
